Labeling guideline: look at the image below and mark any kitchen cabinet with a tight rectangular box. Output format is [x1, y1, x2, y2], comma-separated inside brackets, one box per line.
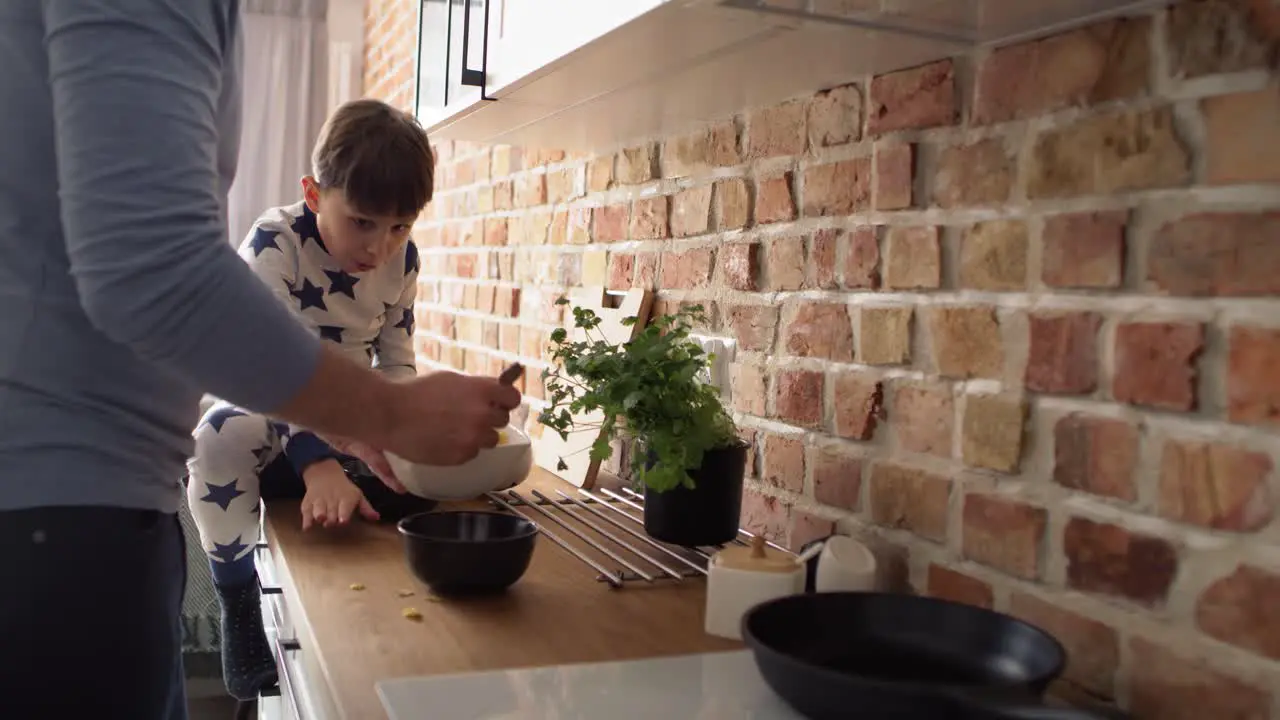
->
[414, 0, 497, 129]
[414, 0, 1170, 153]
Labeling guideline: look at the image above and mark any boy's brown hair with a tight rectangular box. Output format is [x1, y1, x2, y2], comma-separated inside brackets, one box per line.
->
[311, 99, 435, 218]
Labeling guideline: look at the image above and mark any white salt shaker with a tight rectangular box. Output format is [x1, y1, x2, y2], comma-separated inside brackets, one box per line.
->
[704, 535, 805, 640]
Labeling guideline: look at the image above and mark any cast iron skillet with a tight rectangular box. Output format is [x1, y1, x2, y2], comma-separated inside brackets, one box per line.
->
[742, 592, 1133, 720]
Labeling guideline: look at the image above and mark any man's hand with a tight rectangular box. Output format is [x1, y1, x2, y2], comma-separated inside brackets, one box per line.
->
[300, 459, 378, 530]
[375, 370, 522, 466]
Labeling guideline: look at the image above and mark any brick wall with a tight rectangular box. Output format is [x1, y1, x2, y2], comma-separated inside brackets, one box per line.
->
[365, 0, 1280, 713]
[362, 0, 417, 111]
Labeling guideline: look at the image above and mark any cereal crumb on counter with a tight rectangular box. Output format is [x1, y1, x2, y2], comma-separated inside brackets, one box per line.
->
[349, 583, 366, 591]
[402, 607, 423, 621]
[397, 589, 415, 597]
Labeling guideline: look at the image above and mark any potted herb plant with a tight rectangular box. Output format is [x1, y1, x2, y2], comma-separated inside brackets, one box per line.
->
[539, 300, 747, 547]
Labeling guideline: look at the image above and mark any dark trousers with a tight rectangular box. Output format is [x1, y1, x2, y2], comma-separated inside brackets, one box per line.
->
[0, 506, 188, 720]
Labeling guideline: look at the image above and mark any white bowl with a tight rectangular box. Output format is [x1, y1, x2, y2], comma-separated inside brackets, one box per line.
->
[386, 425, 533, 501]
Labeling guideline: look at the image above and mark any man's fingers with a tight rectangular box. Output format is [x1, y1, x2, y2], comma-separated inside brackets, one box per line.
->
[476, 427, 500, 450]
[487, 382, 522, 410]
[358, 497, 380, 522]
[485, 408, 511, 429]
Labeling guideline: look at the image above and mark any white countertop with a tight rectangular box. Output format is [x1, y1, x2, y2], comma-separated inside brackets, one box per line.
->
[376, 650, 805, 720]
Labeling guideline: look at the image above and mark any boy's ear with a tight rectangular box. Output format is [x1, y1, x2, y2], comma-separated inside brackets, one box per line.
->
[301, 176, 321, 213]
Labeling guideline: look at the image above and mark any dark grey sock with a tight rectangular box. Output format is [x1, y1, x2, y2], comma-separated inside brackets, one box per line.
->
[215, 577, 278, 701]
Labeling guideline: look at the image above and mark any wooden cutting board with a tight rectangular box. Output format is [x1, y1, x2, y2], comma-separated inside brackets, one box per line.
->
[528, 287, 653, 488]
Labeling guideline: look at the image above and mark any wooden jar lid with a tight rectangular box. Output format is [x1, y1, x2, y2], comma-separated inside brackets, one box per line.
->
[714, 535, 797, 574]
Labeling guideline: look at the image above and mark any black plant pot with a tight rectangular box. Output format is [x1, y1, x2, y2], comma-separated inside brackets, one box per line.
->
[643, 442, 747, 547]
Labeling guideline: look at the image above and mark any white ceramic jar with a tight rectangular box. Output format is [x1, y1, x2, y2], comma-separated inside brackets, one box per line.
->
[704, 536, 805, 640]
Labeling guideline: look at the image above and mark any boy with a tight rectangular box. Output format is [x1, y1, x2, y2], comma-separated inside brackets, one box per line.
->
[186, 98, 436, 700]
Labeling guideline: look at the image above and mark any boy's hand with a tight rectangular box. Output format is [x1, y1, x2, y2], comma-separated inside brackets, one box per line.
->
[300, 459, 378, 530]
[321, 435, 406, 494]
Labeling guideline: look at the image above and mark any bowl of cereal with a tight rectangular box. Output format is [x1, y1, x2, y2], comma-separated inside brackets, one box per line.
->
[386, 424, 533, 501]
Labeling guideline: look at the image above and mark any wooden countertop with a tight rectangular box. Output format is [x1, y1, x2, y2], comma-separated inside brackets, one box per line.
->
[263, 468, 740, 720]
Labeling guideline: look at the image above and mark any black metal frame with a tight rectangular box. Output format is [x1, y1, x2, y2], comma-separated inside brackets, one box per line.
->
[413, 0, 492, 115]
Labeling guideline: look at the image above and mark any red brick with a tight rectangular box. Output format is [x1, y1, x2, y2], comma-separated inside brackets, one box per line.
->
[755, 173, 796, 224]
[764, 235, 805, 291]
[565, 207, 591, 245]
[513, 173, 546, 208]
[762, 434, 804, 493]
[960, 220, 1028, 291]
[1112, 321, 1204, 411]
[715, 178, 750, 230]
[671, 185, 712, 238]
[630, 196, 669, 240]
[545, 167, 581, 204]
[808, 229, 837, 290]
[842, 226, 881, 289]
[663, 121, 740, 177]
[498, 324, 520, 353]
[730, 363, 767, 416]
[492, 180, 513, 211]
[874, 143, 914, 210]
[782, 302, 854, 361]
[1166, 0, 1274, 78]
[802, 157, 871, 216]
[858, 306, 912, 366]
[1053, 414, 1139, 501]
[787, 510, 835, 551]
[926, 565, 993, 609]
[933, 138, 1015, 207]
[724, 304, 778, 353]
[1196, 565, 1280, 661]
[1008, 593, 1119, 698]
[586, 155, 612, 192]
[882, 226, 940, 290]
[808, 83, 862, 147]
[1129, 637, 1273, 720]
[659, 249, 713, 290]
[960, 394, 1026, 473]
[634, 252, 658, 288]
[832, 371, 883, 441]
[1063, 517, 1178, 606]
[868, 463, 951, 542]
[1042, 211, 1126, 289]
[1028, 107, 1190, 198]
[1148, 212, 1280, 296]
[483, 218, 508, 247]
[890, 381, 954, 457]
[1229, 325, 1280, 426]
[495, 286, 520, 317]
[1204, 88, 1280, 185]
[868, 59, 957, 135]
[592, 205, 628, 243]
[812, 445, 862, 511]
[773, 369, 824, 428]
[719, 242, 760, 291]
[962, 495, 1046, 579]
[1026, 312, 1101, 394]
[615, 144, 655, 185]
[607, 253, 634, 290]
[739, 489, 789, 542]
[746, 100, 807, 159]
[1158, 439, 1273, 531]
[738, 428, 758, 477]
[974, 18, 1150, 125]
[928, 306, 1003, 380]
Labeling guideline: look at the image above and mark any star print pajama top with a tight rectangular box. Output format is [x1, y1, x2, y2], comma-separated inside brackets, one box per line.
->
[186, 201, 420, 564]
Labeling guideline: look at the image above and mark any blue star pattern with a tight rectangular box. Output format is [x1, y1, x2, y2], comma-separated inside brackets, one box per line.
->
[291, 206, 326, 250]
[201, 479, 246, 511]
[289, 278, 327, 312]
[318, 325, 344, 343]
[324, 268, 360, 299]
[394, 308, 414, 336]
[404, 241, 420, 276]
[205, 408, 248, 433]
[211, 535, 251, 564]
[248, 227, 280, 257]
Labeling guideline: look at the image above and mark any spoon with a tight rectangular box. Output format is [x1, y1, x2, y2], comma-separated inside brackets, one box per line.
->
[498, 362, 525, 386]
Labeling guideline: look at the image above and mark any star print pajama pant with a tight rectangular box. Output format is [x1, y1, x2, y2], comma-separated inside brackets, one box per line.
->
[186, 401, 292, 575]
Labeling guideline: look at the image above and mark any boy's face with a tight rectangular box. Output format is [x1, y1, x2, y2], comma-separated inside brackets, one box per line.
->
[302, 176, 417, 274]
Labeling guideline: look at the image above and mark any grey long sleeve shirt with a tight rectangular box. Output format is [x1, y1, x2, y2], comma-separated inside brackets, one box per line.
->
[0, 0, 323, 512]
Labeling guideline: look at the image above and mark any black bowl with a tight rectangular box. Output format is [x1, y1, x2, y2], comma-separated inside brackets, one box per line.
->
[396, 511, 538, 596]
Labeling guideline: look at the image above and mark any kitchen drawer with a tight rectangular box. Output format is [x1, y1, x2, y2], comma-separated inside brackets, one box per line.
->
[256, 537, 334, 720]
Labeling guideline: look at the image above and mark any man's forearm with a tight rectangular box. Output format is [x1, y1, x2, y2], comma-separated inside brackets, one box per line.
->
[271, 345, 398, 450]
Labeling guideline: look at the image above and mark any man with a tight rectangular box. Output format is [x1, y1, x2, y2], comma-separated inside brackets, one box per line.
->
[0, 2, 520, 718]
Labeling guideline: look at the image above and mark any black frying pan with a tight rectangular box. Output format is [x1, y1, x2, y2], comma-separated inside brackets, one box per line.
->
[741, 592, 1133, 720]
